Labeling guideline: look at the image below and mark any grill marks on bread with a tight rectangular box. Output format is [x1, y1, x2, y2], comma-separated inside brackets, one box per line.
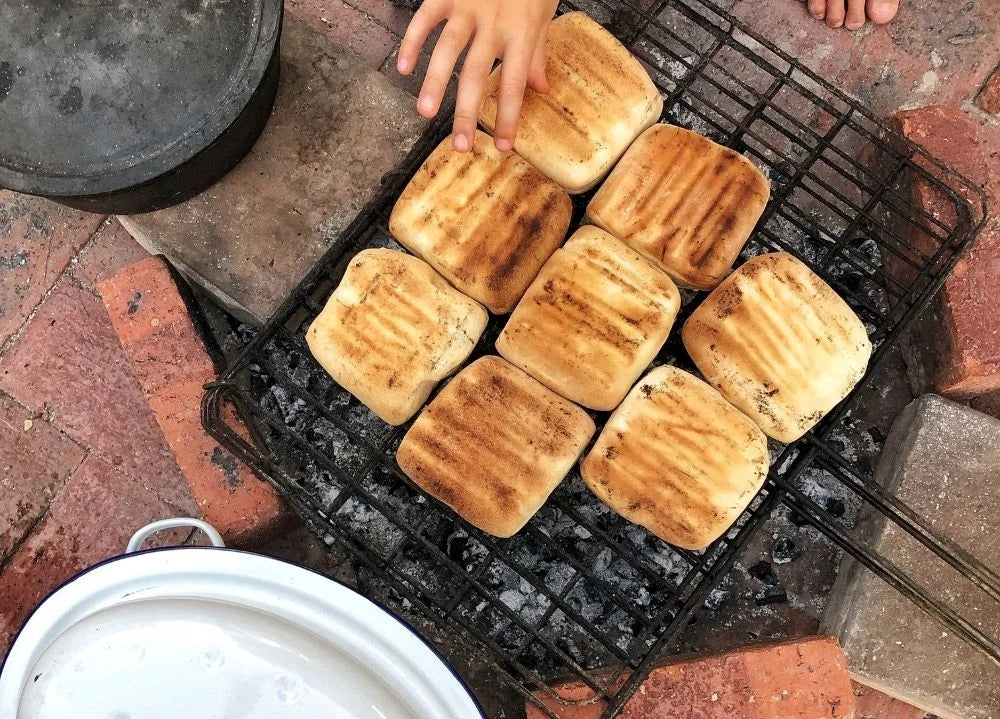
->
[588, 124, 770, 290]
[306, 249, 488, 425]
[389, 131, 571, 314]
[682, 252, 872, 442]
[396, 357, 595, 538]
[497, 226, 680, 410]
[479, 12, 663, 193]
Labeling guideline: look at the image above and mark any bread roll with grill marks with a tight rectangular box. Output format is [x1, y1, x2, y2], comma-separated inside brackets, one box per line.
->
[682, 252, 872, 442]
[306, 249, 488, 426]
[479, 12, 663, 194]
[389, 131, 571, 314]
[587, 124, 770, 290]
[581, 366, 768, 550]
[497, 226, 680, 411]
[396, 356, 595, 538]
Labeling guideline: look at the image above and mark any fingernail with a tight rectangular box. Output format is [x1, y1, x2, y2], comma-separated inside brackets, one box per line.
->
[495, 138, 513, 152]
[453, 133, 471, 152]
[397, 57, 411, 74]
[846, 20, 864, 29]
[418, 95, 435, 114]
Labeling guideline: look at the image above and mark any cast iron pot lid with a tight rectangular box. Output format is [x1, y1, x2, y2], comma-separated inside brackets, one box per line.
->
[0, 524, 485, 718]
[0, 0, 281, 198]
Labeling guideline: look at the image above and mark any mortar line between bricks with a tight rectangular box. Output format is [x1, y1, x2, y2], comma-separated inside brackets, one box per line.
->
[344, 2, 405, 39]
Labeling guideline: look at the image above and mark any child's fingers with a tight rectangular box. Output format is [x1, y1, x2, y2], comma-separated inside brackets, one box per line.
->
[527, 23, 549, 93]
[417, 16, 474, 118]
[492, 41, 532, 151]
[453, 39, 497, 152]
[397, 0, 447, 76]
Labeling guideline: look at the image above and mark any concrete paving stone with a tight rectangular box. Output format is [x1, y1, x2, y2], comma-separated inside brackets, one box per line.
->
[285, 0, 397, 69]
[822, 394, 1000, 719]
[893, 106, 1000, 399]
[853, 682, 927, 719]
[0, 456, 188, 653]
[119, 16, 426, 324]
[978, 63, 1000, 114]
[0, 278, 197, 515]
[0, 191, 104, 348]
[99, 257, 288, 545]
[524, 636, 855, 719]
[0, 392, 85, 563]
[68, 217, 151, 292]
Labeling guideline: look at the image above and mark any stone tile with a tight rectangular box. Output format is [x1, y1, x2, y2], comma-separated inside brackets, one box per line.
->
[0, 278, 197, 514]
[894, 106, 1000, 399]
[0, 456, 188, 653]
[285, 0, 397, 69]
[0, 191, 104, 347]
[99, 257, 288, 545]
[853, 683, 927, 719]
[822, 395, 1000, 719]
[978, 63, 1000, 114]
[344, 0, 411, 36]
[525, 636, 855, 719]
[119, 16, 426, 323]
[0, 392, 85, 562]
[68, 218, 150, 292]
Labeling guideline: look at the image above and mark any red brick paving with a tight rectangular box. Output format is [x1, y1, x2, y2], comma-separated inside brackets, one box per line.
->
[0, 393, 85, 562]
[853, 682, 927, 719]
[99, 257, 288, 545]
[525, 636, 856, 719]
[0, 191, 104, 348]
[285, 0, 397, 69]
[0, 278, 197, 513]
[0, 455, 188, 652]
[343, 0, 411, 36]
[977, 63, 1000, 114]
[896, 106, 1000, 398]
[69, 217, 151, 291]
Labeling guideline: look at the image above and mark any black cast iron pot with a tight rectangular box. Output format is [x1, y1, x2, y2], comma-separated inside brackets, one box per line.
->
[0, 0, 283, 215]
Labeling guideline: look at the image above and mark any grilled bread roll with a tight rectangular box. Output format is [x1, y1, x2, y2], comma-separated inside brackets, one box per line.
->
[479, 12, 663, 194]
[497, 226, 681, 411]
[587, 124, 770, 290]
[397, 356, 595, 537]
[682, 252, 872, 442]
[389, 130, 571, 314]
[581, 366, 768, 550]
[306, 249, 488, 425]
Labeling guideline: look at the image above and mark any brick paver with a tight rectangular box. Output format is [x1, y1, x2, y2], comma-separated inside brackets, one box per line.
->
[978, 63, 1000, 114]
[853, 683, 927, 719]
[99, 257, 288, 545]
[69, 218, 151, 292]
[0, 191, 104, 347]
[285, 0, 397, 69]
[525, 636, 855, 719]
[0, 278, 197, 513]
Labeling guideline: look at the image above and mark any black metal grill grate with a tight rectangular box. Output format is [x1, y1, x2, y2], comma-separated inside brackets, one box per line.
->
[203, 0, 996, 716]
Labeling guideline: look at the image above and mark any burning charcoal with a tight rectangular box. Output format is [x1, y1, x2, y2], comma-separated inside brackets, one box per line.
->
[824, 497, 846, 518]
[755, 585, 788, 606]
[747, 560, 780, 586]
[771, 536, 803, 564]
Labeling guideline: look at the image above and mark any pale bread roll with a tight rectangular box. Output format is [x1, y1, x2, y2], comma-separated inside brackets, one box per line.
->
[479, 12, 663, 194]
[497, 226, 680, 411]
[580, 365, 768, 550]
[682, 252, 872, 442]
[587, 124, 771, 290]
[389, 131, 571, 313]
[306, 249, 488, 426]
[396, 356, 595, 538]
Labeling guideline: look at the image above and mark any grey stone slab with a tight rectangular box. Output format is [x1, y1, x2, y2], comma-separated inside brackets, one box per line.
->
[822, 394, 1000, 719]
[120, 15, 426, 324]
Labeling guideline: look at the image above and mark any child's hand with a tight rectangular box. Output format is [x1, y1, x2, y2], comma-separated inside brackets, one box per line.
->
[397, 0, 560, 153]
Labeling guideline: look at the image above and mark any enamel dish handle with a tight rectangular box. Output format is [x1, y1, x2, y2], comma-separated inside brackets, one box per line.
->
[126, 518, 225, 553]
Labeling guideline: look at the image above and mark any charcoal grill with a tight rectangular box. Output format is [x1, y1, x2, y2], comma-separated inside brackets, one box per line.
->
[202, 0, 998, 716]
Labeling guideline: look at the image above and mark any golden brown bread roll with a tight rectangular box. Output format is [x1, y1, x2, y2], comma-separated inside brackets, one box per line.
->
[479, 12, 663, 194]
[682, 252, 872, 442]
[587, 124, 771, 290]
[496, 226, 681, 410]
[580, 365, 769, 550]
[389, 130, 571, 314]
[306, 249, 488, 425]
[396, 356, 596, 537]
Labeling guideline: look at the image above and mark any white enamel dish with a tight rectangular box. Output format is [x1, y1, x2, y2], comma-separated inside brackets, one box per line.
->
[0, 519, 485, 719]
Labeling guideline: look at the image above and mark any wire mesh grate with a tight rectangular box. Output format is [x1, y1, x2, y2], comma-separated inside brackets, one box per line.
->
[202, 0, 995, 716]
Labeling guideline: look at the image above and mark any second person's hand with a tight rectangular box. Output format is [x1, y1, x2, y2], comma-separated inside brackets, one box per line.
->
[397, 0, 560, 153]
